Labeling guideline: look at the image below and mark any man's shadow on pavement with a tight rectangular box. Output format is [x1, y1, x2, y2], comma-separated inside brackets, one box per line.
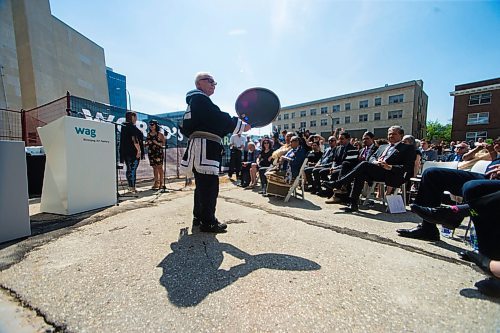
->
[158, 228, 321, 307]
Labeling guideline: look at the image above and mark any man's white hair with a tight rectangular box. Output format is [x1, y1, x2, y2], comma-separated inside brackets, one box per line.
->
[194, 72, 212, 85]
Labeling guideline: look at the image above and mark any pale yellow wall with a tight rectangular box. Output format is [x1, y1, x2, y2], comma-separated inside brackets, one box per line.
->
[10, 0, 109, 109]
[0, 0, 22, 110]
[273, 83, 425, 138]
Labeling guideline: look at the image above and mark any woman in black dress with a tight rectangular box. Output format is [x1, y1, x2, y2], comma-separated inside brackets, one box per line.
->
[257, 138, 274, 195]
[145, 120, 165, 189]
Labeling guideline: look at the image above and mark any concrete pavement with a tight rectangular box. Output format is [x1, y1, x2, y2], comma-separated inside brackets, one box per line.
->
[0, 180, 499, 332]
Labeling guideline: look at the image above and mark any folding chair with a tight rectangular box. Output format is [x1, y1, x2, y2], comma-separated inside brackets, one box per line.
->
[266, 158, 308, 202]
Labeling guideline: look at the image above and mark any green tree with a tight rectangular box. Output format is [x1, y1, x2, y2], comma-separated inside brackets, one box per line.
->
[426, 120, 451, 142]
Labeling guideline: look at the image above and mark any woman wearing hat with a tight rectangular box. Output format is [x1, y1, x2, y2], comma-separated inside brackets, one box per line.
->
[145, 120, 165, 189]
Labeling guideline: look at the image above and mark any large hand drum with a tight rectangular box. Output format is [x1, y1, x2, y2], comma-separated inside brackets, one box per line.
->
[235, 88, 281, 128]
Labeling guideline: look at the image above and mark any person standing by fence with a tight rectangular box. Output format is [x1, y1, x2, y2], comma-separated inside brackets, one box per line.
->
[145, 119, 165, 189]
[120, 111, 144, 193]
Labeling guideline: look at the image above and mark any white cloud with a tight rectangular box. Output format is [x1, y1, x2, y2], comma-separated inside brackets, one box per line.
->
[228, 29, 247, 36]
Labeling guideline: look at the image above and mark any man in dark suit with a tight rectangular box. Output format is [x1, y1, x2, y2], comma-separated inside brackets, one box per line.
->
[326, 131, 360, 191]
[324, 126, 416, 212]
[304, 136, 337, 194]
[358, 131, 378, 162]
[325, 131, 377, 204]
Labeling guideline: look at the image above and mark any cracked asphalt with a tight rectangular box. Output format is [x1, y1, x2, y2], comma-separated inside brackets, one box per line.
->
[0, 179, 499, 332]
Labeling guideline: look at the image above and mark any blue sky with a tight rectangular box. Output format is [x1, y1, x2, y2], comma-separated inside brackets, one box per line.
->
[50, 0, 500, 134]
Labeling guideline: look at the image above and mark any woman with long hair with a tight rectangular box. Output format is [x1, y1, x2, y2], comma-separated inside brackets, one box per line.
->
[257, 138, 274, 195]
[145, 120, 165, 189]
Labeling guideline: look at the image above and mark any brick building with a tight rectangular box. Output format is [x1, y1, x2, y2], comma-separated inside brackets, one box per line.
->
[450, 78, 500, 141]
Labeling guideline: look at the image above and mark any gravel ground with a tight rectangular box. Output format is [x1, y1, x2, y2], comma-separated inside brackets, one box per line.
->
[0, 181, 499, 332]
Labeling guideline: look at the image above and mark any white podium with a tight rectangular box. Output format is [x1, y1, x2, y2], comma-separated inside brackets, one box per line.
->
[0, 141, 31, 243]
[38, 116, 117, 215]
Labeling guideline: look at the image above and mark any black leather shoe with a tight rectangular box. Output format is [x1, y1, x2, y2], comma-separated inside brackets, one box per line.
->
[459, 250, 492, 277]
[475, 278, 500, 297]
[396, 224, 440, 241]
[216, 219, 227, 230]
[323, 181, 340, 190]
[410, 204, 465, 229]
[200, 223, 227, 233]
[341, 203, 359, 213]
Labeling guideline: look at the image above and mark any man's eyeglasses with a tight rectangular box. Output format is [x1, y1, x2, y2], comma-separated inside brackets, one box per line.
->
[199, 78, 217, 85]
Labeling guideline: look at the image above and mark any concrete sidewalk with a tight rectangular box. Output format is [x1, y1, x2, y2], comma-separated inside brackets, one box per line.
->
[0, 181, 499, 332]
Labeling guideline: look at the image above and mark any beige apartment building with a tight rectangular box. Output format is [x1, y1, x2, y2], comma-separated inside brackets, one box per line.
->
[0, 0, 109, 140]
[273, 80, 428, 140]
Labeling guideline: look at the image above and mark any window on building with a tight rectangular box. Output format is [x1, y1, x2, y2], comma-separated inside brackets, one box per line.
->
[310, 108, 317, 116]
[332, 117, 340, 125]
[345, 103, 351, 111]
[300, 110, 307, 117]
[332, 104, 340, 112]
[320, 107, 328, 114]
[277, 115, 281, 120]
[374, 97, 382, 106]
[374, 112, 381, 121]
[291, 112, 295, 119]
[345, 116, 350, 124]
[467, 112, 489, 125]
[320, 119, 328, 126]
[469, 93, 492, 106]
[310, 120, 316, 127]
[389, 94, 404, 104]
[359, 114, 368, 122]
[283, 113, 289, 120]
[277, 125, 281, 131]
[291, 123, 295, 129]
[359, 100, 368, 108]
[466, 131, 487, 142]
[300, 121, 306, 128]
[388, 110, 403, 119]
[283, 124, 289, 130]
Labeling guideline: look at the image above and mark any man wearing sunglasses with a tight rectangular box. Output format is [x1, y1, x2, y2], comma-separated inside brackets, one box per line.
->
[180, 72, 251, 233]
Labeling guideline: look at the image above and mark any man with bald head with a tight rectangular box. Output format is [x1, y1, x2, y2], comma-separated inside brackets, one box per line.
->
[181, 72, 251, 233]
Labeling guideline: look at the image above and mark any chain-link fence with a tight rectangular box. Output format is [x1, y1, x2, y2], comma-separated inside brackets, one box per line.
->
[0, 108, 23, 141]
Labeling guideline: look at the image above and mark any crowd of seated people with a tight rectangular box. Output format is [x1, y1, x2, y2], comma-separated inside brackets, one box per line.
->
[225, 126, 499, 297]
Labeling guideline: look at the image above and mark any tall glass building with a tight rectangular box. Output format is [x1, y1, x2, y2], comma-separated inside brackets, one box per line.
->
[106, 67, 127, 109]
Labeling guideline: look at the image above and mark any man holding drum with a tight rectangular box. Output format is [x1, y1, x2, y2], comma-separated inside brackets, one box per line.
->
[180, 72, 251, 233]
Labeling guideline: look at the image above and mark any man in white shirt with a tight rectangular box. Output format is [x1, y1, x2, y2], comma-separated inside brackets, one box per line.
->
[229, 133, 246, 180]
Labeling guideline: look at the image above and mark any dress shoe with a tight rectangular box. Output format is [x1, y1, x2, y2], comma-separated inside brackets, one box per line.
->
[410, 204, 465, 229]
[396, 224, 440, 241]
[340, 203, 359, 213]
[325, 195, 342, 204]
[323, 181, 340, 190]
[459, 250, 492, 277]
[333, 186, 348, 195]
[200, 223, 227, 233]
[475, 278, 500, 297]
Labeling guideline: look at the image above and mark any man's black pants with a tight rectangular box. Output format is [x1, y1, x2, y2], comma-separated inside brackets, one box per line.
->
[337, 161, 394, 203]
[193, 170, 219, 225]
[415, 167, 487, 231]
[229, 149, 242, 179]
[463, 179, 500, 259]
[305, 165, 330, 190]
